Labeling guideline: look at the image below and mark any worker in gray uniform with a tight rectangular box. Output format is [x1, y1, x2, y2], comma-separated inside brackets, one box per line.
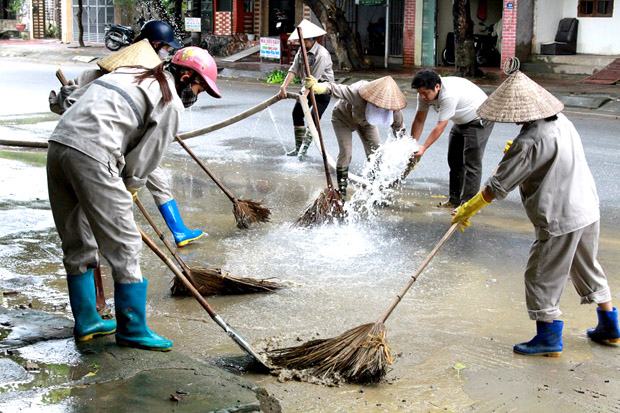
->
[305, 75, 407, 197]
[47, 47, 221, 351]
[50, 20, 203, 247]
[452, 64, 619, 356]
[278, 19, 334, 160]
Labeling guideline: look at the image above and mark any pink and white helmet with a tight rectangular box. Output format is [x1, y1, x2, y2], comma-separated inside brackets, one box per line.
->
[172, 46, 221, 98]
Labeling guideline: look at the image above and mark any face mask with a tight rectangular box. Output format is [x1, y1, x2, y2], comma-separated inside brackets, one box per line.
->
[158, 48, 172, 60]
[365, 102, 394, 126]
[180, 83, 198, 108]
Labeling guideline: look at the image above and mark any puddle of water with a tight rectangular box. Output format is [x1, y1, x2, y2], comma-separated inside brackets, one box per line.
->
[18, 338, 82, 366]
[1, 86, 619, 412]
[0, 158, 49, 202]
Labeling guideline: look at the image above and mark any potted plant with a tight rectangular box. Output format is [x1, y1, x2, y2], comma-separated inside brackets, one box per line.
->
[10, 0, 27, 31]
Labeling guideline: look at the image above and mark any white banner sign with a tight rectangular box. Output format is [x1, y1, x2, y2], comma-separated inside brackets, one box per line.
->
[184, 17, 201, 32]
[259, 37, 281, 60]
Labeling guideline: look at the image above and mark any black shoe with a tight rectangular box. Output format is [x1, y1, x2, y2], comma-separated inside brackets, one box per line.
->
[436, 200, 459, 208]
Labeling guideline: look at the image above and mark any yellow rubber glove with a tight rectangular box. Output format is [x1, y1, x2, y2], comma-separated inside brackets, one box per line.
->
[304, 76, 329, 95]
[503, 140, 513, 154]
[451, 191, 490, 231]
[128, 188, 138, 202]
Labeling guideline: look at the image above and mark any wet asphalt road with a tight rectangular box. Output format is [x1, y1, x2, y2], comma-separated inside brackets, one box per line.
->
[0, 60, 619, 412]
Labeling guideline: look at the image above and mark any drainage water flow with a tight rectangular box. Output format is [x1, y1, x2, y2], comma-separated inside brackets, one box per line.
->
[346, 130, 419, 220]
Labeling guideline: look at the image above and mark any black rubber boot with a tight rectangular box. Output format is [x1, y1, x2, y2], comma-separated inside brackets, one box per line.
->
[287, 127, 305, 156]
[336, 166, 349, 197]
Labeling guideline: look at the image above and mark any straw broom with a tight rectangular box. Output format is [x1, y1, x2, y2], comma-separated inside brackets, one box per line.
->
[267, 223, 459, 383]
[294, 26, 345, 227]
[135, 195, 283, 295]
[138, 227, 272, 371]
[174, 136, 271, 229]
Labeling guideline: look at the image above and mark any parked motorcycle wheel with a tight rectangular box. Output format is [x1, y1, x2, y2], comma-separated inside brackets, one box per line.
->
[104, 32, 123, 51]
[442, 48, 455, 66]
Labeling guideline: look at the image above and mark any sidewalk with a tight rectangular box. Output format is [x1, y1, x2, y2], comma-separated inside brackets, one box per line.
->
[2, 39, 618, 116]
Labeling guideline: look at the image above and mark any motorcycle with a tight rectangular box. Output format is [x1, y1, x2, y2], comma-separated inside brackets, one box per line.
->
[104, 24, 135, 51]
[442, 22, 500, 67]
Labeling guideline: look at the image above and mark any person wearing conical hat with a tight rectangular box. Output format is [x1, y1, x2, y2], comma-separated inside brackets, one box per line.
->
[278, 19, 334, 161]
[411, 69, 495, 209]
[305, 75, 406, 196]
[49, 21, 207, 248]
[451, 61, 618, 356]
[47, 47, 221, 352]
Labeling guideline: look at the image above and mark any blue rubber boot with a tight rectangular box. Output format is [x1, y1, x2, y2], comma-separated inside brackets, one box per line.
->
[114, 278, 173, 351]
[158, 199, 205, 247]
[587, 307, 620, 345]
[67, 269, 116, 342]
[513, 320, 563, 357]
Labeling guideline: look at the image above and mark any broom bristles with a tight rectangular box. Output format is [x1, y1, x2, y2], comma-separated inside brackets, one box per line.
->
[234, 199, 271, 229]
[170, 266, 284, 296]
[295, 188, 345, 227]
[267, 322, 392, 384]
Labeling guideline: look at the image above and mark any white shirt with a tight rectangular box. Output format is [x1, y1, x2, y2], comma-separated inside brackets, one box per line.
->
[416, 76, 488, 125]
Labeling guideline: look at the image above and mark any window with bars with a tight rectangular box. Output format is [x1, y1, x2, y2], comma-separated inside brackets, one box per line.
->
[216, 0, 232, 12]
[578, 0, 614, 17]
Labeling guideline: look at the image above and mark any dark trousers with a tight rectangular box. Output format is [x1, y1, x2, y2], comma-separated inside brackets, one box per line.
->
[292, 93, 331, 127]
[447, 119, 494, 205]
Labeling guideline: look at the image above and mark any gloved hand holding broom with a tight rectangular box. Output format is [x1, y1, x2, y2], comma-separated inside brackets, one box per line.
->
[451, 189, 494, 231]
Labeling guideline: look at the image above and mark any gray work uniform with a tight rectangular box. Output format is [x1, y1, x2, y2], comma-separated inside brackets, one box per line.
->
[58, 69, 174, 206]
[47, 69, 183, 283]
[486, 114, 611, 321]
[289, 42, 334, 128]
[417, 76, 494, 204]
[328, 81, 404, 168]
[288, 41, 334, 82]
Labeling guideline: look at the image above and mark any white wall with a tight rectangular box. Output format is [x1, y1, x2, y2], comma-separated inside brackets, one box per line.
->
[533, 0, 620, 55]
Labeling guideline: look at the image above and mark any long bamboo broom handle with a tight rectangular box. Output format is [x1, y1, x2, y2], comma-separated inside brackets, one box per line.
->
[56, 68, 68, 86]
[0, 139, 48, 149]
[297, 27, 334, 189]
[177, 92, 298, 141]
[174, 136, 238, 203]
[379, 223, 459, 323]
[139, 226, 270, 367]
[134, 196, 191, 273]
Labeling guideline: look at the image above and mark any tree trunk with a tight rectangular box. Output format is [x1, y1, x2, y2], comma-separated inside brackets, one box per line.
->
[174, 0, 183, 32]
[77, 0, 84, 47]
[304, 0, 367, 71]
[452, 0, 478, 76]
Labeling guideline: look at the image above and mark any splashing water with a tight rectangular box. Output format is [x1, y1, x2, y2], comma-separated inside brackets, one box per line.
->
[346, 130, 420, 220]
[266, 107, 289, 154]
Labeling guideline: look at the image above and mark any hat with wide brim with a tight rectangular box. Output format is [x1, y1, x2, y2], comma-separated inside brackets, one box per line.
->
[359, 76, 407, 110]
[477, 70, 564, 123]
[98, 39, 162, 72]
[288, 19, 327, 41]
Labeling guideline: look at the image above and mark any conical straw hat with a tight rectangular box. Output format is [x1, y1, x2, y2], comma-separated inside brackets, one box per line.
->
[359, 76, 407, 111]
[98, 39, 162, 72]
[288, 19, 327, 41]
[477, 58, 564, 123]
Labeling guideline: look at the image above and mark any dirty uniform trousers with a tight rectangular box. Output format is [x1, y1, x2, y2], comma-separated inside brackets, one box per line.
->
[332, 119, 381, 168]
[292, 94, 331, 127]
[447, 120, 493, 205]
[47, 142, 143, 283]
[145, 167, 173, 206]
[524, 221, 611, 322]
